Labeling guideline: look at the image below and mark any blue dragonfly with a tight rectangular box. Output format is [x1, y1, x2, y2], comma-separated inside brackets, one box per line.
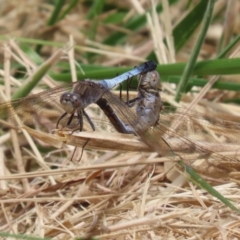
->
[0, 60, 157, 134]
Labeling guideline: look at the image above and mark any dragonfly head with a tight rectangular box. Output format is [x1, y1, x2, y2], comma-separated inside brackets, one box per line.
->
[138, 70, 161, 90]
[60, 92, 84, 113]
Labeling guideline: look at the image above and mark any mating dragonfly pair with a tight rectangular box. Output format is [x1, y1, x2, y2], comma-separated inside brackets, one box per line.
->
[57, 60, 161, 135]
[1, 61, 240, 178]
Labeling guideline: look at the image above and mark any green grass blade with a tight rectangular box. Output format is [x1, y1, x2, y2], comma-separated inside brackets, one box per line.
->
[103, 11, 126, 24]
[175, 0, 215, 102]
[0, 232, 51, 240]
[7, 36, 240, 77]
[12, 49, 65, 99]
[216, 33, 240, 59]
[165, 76, 240, 91]
[51, 66, 134, 81]
[87, 0, 105, 20]
[103, 0, 178, 45]
[147, 0, 209, 60]
[0, 36, 64, 47]
[58, 0, 79, 21]
[47, 0, 67, 25]
[20, 43, 43, 65]
[36, 0, 66, 53]
[82, 0, 104, 60]
[173, 0, 209, 51]
[179, 162, 240, 212]
[158, 58, 240, 76]
[50, 58, 240, 83]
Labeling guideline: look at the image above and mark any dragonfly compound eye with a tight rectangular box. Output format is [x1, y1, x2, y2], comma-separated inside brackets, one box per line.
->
[149, 71, 161, 89]
[60, 92, 84, 113]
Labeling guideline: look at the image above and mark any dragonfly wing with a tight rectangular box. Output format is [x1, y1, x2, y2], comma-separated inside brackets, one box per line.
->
[99, 88, 174, 154]
[72, 81, 104, 107]
[0, 81, 106, 132]
[101, 88, 240, 178]
[0, 84, 73, 130]
[146, 108, 240, 178]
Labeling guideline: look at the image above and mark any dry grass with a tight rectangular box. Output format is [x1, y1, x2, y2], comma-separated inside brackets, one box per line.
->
[1, 1, 240, 239]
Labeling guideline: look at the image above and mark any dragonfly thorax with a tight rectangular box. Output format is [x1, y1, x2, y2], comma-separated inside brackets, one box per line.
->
[138, 70, 161, 90]
[60, 92, 84, 113]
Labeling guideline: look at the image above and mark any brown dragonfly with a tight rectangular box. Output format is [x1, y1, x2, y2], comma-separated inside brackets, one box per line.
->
[1, 62, 240, 178]
[127, 68, 240, 178]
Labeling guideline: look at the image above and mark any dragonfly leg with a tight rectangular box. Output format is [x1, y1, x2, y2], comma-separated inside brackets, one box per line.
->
[126, 77, 133, 104]
[119, 82, 123, 99]
[67, 112, 75, 126]
[126, 97, 138, 108]
[125, 77, 139, 107]
[56, 112, 68, 129]
[83, 109, 95, 131]
[70, 138, 91, 162]
[118, 75, 136, 107]
[78, 138, 90, 162]
[118, 74, 131, 100]
[77, 110, 84, 131]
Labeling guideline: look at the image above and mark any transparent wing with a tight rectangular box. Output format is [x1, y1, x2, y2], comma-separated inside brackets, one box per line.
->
[0, 81, 106, 132]
[101, 91, 240, 178]
[1, 80, 240, 178]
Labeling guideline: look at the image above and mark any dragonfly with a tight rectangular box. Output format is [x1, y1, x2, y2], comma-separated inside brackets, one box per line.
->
[0, 61, 156, 136]
[62, 67, 240, 178]
[1, 61, 240, 178]
[125, 69, 240, 178]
